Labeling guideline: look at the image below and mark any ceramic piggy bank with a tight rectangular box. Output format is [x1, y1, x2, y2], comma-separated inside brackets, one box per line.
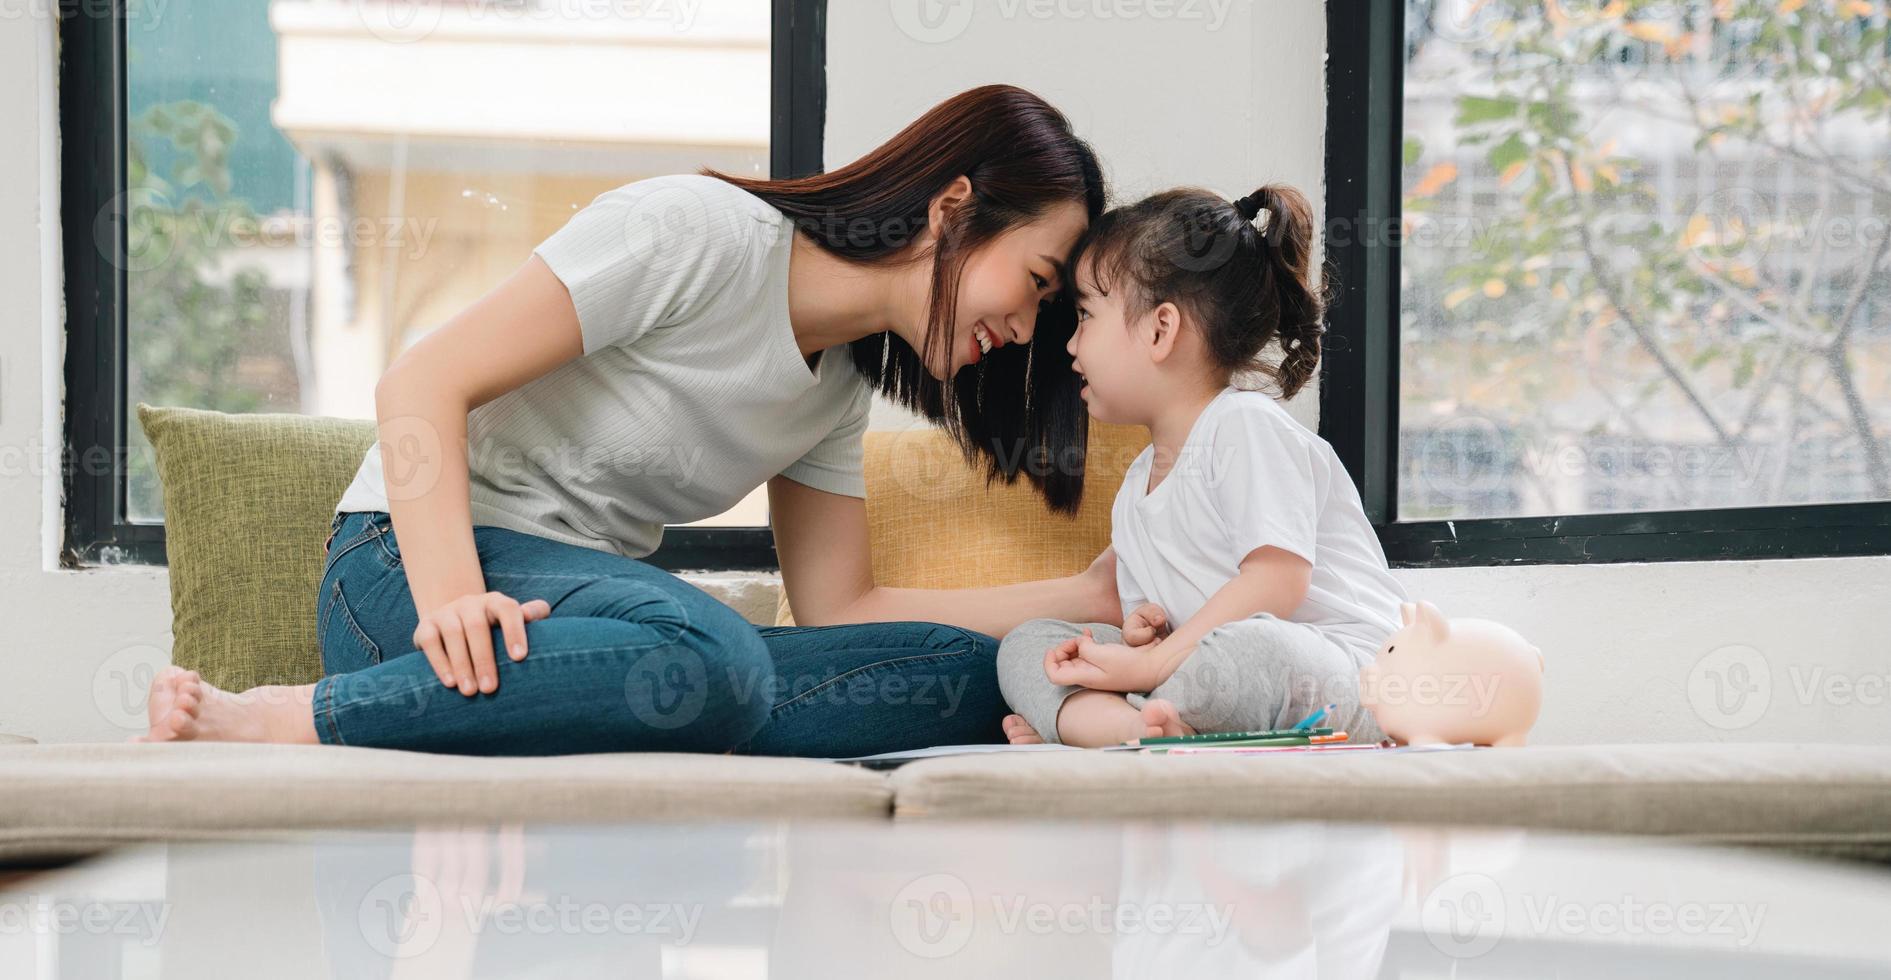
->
[1358, 600, 1544, 747]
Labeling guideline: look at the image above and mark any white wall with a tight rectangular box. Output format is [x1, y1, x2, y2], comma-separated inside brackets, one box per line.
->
[828, 0, 1891, 745]
[2, 5, 1884, 746]
[0, 13, 179, 744]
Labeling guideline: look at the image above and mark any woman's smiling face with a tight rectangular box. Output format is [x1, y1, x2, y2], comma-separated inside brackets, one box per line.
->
[922, 198, 1090, 380]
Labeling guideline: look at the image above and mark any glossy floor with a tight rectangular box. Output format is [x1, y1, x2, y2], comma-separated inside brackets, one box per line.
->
[4, 821, 1889, 978]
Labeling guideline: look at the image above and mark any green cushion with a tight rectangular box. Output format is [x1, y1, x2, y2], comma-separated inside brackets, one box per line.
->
[137, 405, 376, 689]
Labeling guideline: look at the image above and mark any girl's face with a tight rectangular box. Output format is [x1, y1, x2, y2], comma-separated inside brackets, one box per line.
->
[924, 199, 1090, 380]
[1065, 253, 1154, 425]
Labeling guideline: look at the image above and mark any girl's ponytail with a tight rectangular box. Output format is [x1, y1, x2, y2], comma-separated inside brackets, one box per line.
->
[1235, 184, 1324, 399]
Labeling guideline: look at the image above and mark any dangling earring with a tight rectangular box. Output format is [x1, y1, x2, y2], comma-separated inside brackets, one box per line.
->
[880, 331, 892, 376]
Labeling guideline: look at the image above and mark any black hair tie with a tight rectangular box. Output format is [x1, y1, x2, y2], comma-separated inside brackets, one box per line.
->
[1233, 192, 1264, 223]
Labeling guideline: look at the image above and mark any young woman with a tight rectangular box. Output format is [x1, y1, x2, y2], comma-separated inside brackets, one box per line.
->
[136, 85, 1120, 757]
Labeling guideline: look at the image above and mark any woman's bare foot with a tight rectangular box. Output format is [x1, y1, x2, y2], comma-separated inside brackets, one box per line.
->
[1139, 699, 1194, 741]
[134, 665, 319, 744]
[1001, 713, 1044, 745]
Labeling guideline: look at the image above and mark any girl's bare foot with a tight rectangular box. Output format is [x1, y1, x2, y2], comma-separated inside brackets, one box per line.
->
[1001, 713, 1044, 745]
[134, 665, 319, 745]
[1139, 699, 1194, 740]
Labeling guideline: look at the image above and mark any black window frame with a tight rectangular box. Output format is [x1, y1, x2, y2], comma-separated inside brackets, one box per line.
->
[1321, 0, 1891, 567]
[58, 0, 827, 572]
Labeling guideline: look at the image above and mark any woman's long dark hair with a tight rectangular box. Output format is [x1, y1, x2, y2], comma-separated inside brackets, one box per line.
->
[704, 85, 1107, 514]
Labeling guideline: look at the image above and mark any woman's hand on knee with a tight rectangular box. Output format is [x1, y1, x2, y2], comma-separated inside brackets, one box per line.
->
[413, 592, 554, 696]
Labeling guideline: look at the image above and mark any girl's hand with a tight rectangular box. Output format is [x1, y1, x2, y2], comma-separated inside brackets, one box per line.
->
[414, 592, 554, 696]
[1044, 627, 1158, 692]
[1121, 603, 1171, 648]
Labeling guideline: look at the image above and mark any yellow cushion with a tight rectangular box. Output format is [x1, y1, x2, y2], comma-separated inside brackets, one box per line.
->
[775, 421, 1150, 625]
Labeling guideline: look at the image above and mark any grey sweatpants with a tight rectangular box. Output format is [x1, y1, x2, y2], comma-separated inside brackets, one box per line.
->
[996, 613, 1385, 745]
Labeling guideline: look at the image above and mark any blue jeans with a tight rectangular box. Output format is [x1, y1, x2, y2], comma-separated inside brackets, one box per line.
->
[313, 511, 1007, 757]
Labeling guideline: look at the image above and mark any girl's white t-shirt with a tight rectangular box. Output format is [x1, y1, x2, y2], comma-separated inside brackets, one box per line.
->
[1110, 386, 1408, 660]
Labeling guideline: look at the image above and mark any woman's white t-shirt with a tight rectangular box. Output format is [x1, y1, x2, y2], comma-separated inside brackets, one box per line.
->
[1110, 387, 1408, 660]
[335, 173, 874, 558]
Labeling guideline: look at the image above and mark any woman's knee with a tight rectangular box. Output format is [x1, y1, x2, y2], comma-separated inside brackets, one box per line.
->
[692, 624, 775, 739]
[904, 622, 1000, 659]
[615, 616, 773, 748]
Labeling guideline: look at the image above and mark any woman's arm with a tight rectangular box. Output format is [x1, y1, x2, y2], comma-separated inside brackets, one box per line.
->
[375, 254, 585, 694]
[767, 475, 1122, 638]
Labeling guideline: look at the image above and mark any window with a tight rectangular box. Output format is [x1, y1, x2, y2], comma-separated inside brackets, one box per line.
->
[61, 0, 827, 570]
[1324, 0, 1891, 564]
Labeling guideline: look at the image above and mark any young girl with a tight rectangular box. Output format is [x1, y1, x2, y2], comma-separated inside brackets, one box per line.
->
[997, 183, 1409, 747]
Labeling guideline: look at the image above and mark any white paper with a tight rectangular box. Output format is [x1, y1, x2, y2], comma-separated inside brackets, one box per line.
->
[826, 742, 1084, 763]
